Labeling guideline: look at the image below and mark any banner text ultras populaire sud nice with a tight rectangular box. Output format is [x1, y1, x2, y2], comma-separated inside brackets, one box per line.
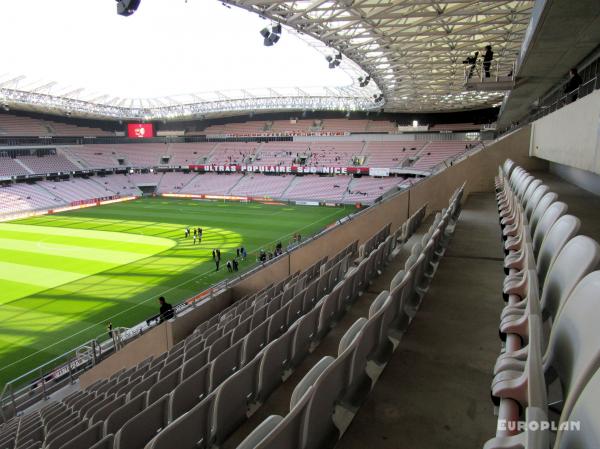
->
[188, 164, 371, 175]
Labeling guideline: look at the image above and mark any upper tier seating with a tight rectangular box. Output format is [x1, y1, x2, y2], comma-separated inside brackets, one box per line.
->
[166, 143, 216, 166]
[208, 143, 260, 165]
[410, 141, 471, 171]
[306, 142, 364, 167]
[0, 113, 112, 136]
[0, 156, 30, 177]
[61, 147, 120, 169]
[17, 155, 80, 174]
[364, 141, 426, 167]
[89, 145, 165, 167]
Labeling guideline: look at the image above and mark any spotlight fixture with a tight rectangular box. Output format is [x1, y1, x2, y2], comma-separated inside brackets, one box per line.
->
[326, 53, 342, 69]
[359, 75, 371, 87]
[116, 0, 141, 17]
[373, 93, 384, 103]
[260, 23, 282, 47]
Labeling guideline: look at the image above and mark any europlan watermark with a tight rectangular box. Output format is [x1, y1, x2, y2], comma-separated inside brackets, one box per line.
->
[498, 420, 581, 432]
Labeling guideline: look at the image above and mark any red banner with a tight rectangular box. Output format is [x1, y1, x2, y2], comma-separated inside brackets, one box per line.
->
[188, 164, 370, 175]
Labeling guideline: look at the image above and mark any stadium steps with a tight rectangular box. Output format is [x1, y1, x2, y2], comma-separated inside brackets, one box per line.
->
[34, 182, 70, 205]
[206, 143, 223, 164]
[279, 175, 300, 198]
[226, 174, 246, 195]
[56, 147, 87, 170]
[177, 173, 200, 191]
[13, 158, 35, 174]
[338, 193, 503, 449]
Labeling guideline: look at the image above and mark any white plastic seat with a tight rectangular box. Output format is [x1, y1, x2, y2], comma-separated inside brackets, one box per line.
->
[169, 364, 210, 421]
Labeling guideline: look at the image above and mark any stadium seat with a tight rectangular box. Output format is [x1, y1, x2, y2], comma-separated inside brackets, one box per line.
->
[114, 395, 169, 449]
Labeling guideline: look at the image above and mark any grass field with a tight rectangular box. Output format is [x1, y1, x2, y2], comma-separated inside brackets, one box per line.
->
[0, 197, 351, 388]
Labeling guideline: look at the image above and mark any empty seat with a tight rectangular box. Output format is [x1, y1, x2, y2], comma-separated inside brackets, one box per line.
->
[45, 420, 89, 449]
[170, 364, 211, 421]
[127, 373, 158, 401]
[267, 303, 290, 341]
[232, 317, 252, 344]
[90, 395, 126, 425]
[89, 434, 114, 449]
[104, 392, 146, 437]
[145, 393, 215, 449]
[181, 347, 209, 379]
[212, 353, 262, 445]
[243, 318, 270, 363]
[290, 300, 323, 366]
[148, 368, 181, 405]
[235, 386, 313, 449]
[208, 331, 233, 361]
[158, 356, 182, 380]
[114, 395, 169, 449]
[57, 421, 104, 449]
[258, 329, 294, 401]
[210, 339, 244, 390]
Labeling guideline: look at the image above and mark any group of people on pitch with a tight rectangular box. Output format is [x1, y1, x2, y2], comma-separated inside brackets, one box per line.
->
[184, 226, 203, 245]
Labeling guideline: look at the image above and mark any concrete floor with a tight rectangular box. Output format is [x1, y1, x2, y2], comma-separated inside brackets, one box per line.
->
[534, 171, 600, 243]
[222, 192, 506, 449]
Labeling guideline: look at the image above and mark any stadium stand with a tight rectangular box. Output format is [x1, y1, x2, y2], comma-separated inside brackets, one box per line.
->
[180, 173, 244, 195]
[156, 172, 198, 193]
[60, 147, 121, 170]
[17, 155, 80, 174]
[409, 140, 471, 171]
[0, 156, 32, 177]
[229, 174, 294, 198]
[342, 176, 402, 203]
[38, 178, 119, 203]
[209, 143, 260, 165]
[165, 143, 216, 166]
[0, 113, 112, 136]
[363, 141, 426, 168]
[282, 176, 352, 202]
[0, 183, 63, 215]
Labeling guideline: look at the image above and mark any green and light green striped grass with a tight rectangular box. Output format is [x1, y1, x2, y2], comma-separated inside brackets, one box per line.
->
[0, 197, 350, 388]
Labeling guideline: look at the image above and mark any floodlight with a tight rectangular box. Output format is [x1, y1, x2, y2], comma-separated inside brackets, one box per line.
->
[116, 0, 141, 17]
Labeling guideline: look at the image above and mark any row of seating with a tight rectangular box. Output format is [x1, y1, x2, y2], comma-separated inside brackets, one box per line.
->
[483, 160, 600, 448]
[144, 224, 395, 449]
[235, 185, 464, 449]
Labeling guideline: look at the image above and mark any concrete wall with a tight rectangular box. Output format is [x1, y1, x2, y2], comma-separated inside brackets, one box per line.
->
[531, 90, 600, 174]
[79, 323, 170, 389]
[76, 125, 539, 388]
[550, 161, 600, 196]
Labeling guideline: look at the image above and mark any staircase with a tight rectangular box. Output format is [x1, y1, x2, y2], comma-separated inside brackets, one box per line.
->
[14, 159, 35, 174]
[57, 147, 87, 170]
[280, 175, 299, 198]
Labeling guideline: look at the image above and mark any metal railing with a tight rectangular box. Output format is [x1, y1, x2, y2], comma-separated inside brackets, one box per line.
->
[529, 76, 599, 122]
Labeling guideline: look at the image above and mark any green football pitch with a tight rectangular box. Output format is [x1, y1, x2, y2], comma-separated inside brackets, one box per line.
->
[0, 197, 351, 388]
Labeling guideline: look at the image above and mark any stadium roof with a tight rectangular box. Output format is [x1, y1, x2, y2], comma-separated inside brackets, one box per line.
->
[228, 0, 536, 112]
[0, 0, 535, 120]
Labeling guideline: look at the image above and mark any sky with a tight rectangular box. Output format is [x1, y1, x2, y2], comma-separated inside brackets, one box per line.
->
[0, 0, 353, 99]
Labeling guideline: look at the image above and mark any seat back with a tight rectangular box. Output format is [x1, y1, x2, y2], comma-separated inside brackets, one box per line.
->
[212, 353, 262, 445]
[170, 363, 210, 421]
[104, 392, 146, 436]
[210, 338, 244, 390]
[146, 393, 215, 449]
[546, 272, 600, 423]
[258, 330, 294, 401]
[532, 202, 568, 255]
[529, 192, 558, 236]
[57, 421, 104, 449]
[536, 215, 580, 285]
[556, 366, 600, 449]
[148, 368, 181, 406]
[114, 395, 169, 449]
[540, 236, 600, 325]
